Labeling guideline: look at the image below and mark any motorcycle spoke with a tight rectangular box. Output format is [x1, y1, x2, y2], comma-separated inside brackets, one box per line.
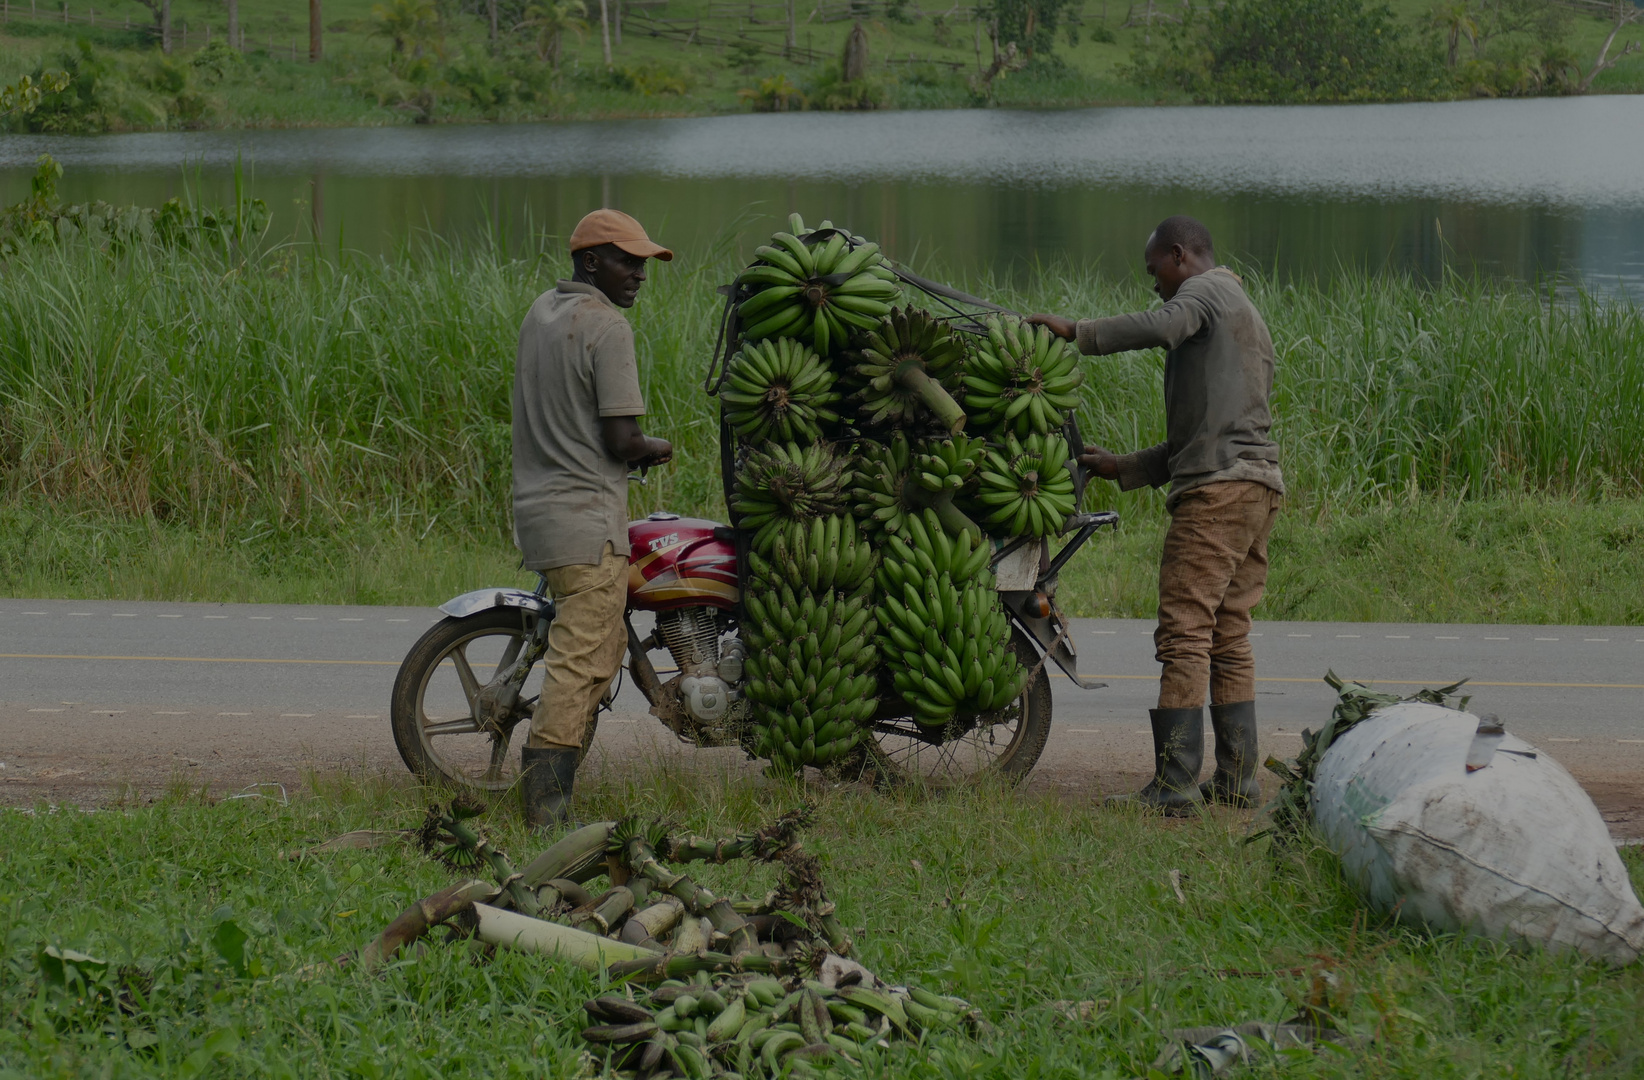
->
[449, 645, 483, 715]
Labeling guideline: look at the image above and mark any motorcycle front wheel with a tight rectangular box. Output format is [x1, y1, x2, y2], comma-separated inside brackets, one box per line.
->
[390, 607, 597, 794]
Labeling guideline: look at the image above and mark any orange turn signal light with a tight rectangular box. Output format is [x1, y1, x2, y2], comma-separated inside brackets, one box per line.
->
[1029, 591, 1052, 618]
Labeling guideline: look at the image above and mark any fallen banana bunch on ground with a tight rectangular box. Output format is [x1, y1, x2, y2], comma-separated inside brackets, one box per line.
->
[580, 969, 982, 1079]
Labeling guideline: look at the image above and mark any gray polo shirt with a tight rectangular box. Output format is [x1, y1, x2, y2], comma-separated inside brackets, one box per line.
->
[1075, 267, 1283, 510]
[512, 280, 646, 570]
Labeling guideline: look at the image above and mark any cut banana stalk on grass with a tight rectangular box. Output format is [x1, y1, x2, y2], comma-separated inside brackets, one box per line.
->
[735, 213, 902, 356]
[964, 315, 1085, 438]
[851, 307, 968, 433]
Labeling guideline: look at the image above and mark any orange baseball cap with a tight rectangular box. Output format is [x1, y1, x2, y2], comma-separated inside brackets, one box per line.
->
[568, 208, 674, 261]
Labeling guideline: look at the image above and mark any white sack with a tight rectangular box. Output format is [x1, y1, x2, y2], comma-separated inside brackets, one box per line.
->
[1309, 701, 1644, 964]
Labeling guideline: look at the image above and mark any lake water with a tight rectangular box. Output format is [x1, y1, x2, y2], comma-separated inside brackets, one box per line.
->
[2, 95, 1641, 297]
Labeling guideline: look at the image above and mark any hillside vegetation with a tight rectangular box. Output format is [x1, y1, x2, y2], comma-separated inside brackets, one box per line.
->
[0, 0, 1639, 128]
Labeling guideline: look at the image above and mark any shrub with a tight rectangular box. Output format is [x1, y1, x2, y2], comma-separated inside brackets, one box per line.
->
[1130, 0, 1448, 103]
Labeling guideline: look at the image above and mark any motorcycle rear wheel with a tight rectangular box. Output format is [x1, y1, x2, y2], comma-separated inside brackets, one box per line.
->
[390, 607, 598, 794]
[852, 626, 1052, 788]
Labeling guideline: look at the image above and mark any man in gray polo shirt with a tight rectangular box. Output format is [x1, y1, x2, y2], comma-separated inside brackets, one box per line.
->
[1030, 216, 1283, 815]
[513, 208, 674, 827]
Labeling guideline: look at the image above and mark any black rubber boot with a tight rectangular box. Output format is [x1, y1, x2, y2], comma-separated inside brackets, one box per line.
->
[520, 746, 579, 829]
[1105, 707, 1205, 815]
[1200, 700, 1261, 807]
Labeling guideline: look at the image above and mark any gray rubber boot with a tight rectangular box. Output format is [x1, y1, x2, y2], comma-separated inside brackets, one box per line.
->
[1105, 707, 1205, 815]
[520, 746, 579, 829]
[1200, 700, 1261, 807]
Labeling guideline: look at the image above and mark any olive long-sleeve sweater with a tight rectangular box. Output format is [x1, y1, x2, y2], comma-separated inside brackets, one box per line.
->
[1074, 267, 1284, 510]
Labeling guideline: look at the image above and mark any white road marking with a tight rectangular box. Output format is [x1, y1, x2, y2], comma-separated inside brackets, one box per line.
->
[28, 708, 63, 713]
[1092, 630, 1115, 635]
[1548, 738, 1581, 743]
[1535, 637, 1558, 641]
[1585, 638, 1609, 642]
[250, 616, 273, 620]
[294, 617, 318, 621]
[340, 618, 364, 622]
[1386, 635, 1410, 639]
[1617, 739, 1644, 744]
[1435, 636, 1458, 640]
[69, 613, 91, 616]
[61, 701, 81, 705]
[387, 618, 410, 623]
[205, 615, 228, 620]
[154, 711, 189, 715]
[1336, 634, 1360, 638]
[1484, 636, 1508, 641]
[281, 713, 315, 717]
[113, 613, 136, 618]
[23, 612, 47, 615]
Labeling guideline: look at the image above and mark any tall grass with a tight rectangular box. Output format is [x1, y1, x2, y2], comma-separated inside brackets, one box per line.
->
[2, 238, 1641, 549]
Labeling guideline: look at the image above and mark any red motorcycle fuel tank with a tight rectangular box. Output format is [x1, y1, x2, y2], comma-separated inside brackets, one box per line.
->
[627, 513, 739, 611]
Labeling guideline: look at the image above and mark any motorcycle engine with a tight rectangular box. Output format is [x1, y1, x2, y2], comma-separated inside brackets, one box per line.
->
[653, 606, 744, 725]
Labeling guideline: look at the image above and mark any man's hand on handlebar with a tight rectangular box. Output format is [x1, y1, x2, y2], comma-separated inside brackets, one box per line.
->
[1025, 313, 1077, 341]
[632, 438, 673, 469]
[1078, 444, 1120, 481]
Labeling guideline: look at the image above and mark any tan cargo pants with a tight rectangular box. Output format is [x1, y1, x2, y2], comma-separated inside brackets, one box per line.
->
[528, 542, 629, 751]
[1155, 481, 1281, 710]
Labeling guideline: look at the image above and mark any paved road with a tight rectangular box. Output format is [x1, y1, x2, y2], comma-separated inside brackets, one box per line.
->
[3, 598, 1641, 828]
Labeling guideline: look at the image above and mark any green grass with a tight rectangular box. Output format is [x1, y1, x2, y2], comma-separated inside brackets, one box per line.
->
[4, 771, 1644, 1077]
[0, 0, 1639, 128]
[1, 236, 1641, 622]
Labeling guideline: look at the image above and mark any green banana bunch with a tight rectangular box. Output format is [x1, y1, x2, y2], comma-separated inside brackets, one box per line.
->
[974, 432, 1077, 538]
[964, 316, 1085, 438]
[585, 973, 980, 1077]
[721, 338, 841, 446]
[762, 513, 877, 594]
[872, 509, 1025, 725]
[850, 307, 969, 432]
[740, 562, 880, 769]
[849, 432, 920, 537]
[731, 441, 852, 554]
[912, 434, 985, 496]
[851, 433, 984, 542]
[735, 213, 903, 357]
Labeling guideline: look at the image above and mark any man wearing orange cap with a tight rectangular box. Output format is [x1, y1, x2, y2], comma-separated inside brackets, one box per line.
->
[512, 209, 675, 827]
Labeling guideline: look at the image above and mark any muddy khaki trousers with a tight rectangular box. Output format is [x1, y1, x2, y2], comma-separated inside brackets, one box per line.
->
[528, 542, 630, 751]
[1155, 481, 1281, 710]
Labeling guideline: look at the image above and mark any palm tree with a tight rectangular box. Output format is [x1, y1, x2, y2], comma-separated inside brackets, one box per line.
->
[372, 0, 442, 60]
[1429, 0, 1478, 69]
[518, 0, 588, 69]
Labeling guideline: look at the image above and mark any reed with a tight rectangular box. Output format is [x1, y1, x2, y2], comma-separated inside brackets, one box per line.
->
[2, 236, 1640, 547]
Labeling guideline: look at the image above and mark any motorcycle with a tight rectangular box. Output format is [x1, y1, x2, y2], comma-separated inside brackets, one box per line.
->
[390, 463, 1117, 796]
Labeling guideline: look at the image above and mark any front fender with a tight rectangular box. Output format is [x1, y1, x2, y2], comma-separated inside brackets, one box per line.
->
[438, 588, 555, 620]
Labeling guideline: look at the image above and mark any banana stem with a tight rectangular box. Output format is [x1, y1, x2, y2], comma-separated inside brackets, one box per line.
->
[603, 949, 789, 982]
[893, 359, 965, 433]
[359, 878, 496, 972]
[437, 814, 541, 916]
[520, 821, 616, 888]
[907, 485, 983, 543]
[621, 837, 761, 957]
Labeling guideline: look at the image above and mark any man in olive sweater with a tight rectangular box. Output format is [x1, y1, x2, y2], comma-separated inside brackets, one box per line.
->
[1029, 216, 1282, 813]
